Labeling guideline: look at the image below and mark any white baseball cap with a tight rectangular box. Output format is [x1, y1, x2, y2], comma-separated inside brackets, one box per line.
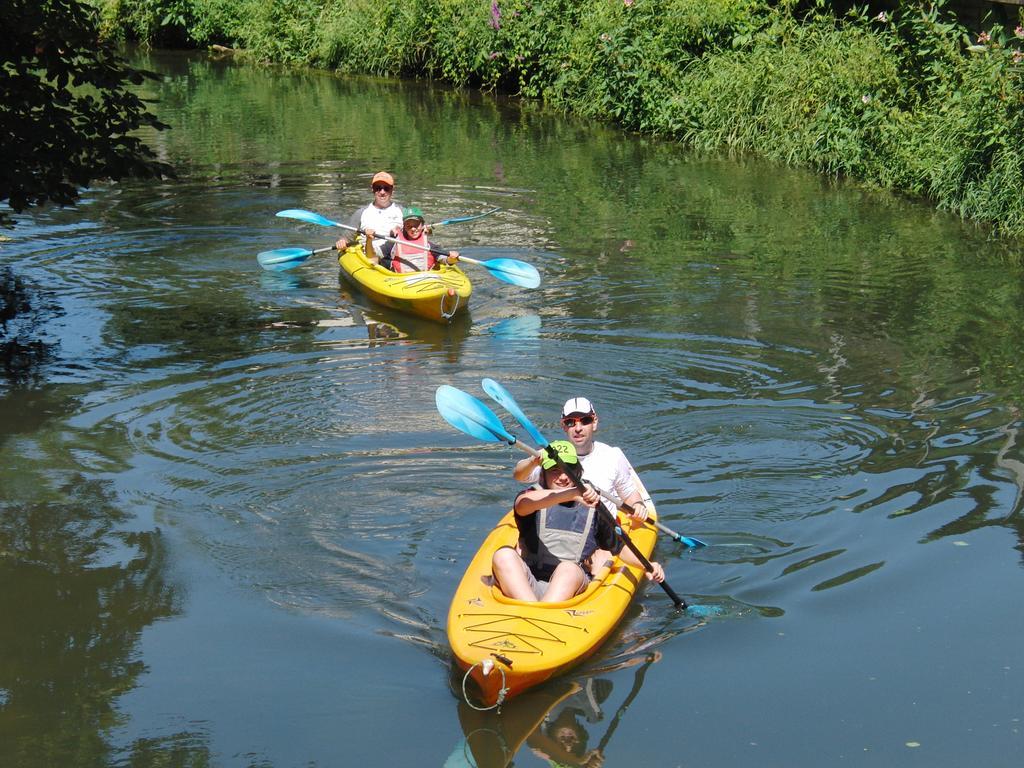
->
[562, 397, 595, 417]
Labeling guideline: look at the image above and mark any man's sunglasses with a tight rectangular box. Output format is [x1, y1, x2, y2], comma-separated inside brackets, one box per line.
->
[561, 414, 595, 428]
[372, 184, 393, 192]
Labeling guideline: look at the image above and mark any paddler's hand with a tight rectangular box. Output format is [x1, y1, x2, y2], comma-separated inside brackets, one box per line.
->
[579, 484, 601, 507]
[335, 236, 349, 250]
[629, 501, 649, 522]
[644, 561, 665, 583]
[445, 251, 460, 265]
[363, 228, 375, 242]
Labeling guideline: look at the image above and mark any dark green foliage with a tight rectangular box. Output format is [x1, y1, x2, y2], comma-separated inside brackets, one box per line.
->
[0, 0, 173, 226]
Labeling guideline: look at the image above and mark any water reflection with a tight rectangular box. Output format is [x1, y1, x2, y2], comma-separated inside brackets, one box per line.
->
[449, 654, 658, 768]
[338, 283, 472, 362]
[487, 313, 541, 341]
[0, 267, 59, 390]
[0, 479, 203, 767]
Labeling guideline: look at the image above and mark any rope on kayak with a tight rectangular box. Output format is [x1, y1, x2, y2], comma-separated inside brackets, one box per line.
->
[461, 661, 508, 712]
[440, 289, 460, 320]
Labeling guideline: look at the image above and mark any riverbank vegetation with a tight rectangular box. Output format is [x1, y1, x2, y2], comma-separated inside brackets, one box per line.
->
[99, 0, 1024, 238]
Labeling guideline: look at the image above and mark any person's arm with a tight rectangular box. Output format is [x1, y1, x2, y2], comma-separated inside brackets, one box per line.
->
[611, 449, 648, 521]
[513, 455, 542, 482]
[594, 503, 663, 581]
[363, 228, 380, 265]
[515, 485, 598, 515]
[623, 491, 648, 521]
[377, 240, 397, 270]
[426, 238, 459, 268]
[619, 547, 665, 582]
[336, 206, 364, 250]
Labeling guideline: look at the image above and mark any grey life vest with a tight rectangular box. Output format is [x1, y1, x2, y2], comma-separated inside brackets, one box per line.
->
[522, 486, 596, 577]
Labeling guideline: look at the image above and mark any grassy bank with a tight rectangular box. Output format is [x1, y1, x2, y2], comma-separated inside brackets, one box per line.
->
[98, 0, 1024, 238]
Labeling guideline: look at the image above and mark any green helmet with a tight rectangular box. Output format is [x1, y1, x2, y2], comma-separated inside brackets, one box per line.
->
[541, 440, 579, 470]
[403, 206, 424, 223]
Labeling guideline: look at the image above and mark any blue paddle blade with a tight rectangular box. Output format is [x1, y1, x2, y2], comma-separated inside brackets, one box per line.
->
[678, 535, 708, 548]
[435, 385, 516, 444]
[480, 378, 549, 447]
[488, 314, 541, 339]
[276, 209, 344, 228]
[686, 604, 723, 618]
[479, 258, 541, 289]
[434, 207, 502, 227]
[257, 247, 312, 271]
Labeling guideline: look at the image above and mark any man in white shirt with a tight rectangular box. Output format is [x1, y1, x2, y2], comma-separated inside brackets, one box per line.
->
[334, 170, 404, 258]
[513, 396, 650, 523]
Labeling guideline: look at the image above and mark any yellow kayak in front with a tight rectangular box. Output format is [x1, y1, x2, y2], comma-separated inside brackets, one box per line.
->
[447, 484, 659, 708]
[338, 245, 471, 323]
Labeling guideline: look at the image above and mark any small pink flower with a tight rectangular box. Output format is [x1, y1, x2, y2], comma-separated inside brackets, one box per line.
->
[600, 32, 611, 42]
[624, 0, 634, 6]
[977, 31, 990, 44]
[875, 11, 887, 22]
[862, 94, 872, 104]
[490, 1, 501, 30]
[488, 51, 500, 60]
[1014, 50, 1024, 64]
[1015, 25, 1024, 38]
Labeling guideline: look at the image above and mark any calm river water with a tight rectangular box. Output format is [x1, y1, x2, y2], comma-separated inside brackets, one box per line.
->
[2, 50, 1023, 767]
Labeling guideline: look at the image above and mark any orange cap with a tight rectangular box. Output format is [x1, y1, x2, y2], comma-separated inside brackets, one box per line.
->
[371, 171, 394, 187]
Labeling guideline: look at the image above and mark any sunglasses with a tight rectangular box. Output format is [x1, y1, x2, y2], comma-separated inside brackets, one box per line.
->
[372, 184, 393, 192]
[561, 414, 595, 428]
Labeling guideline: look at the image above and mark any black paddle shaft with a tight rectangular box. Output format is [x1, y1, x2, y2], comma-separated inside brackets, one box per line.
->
[543, 446, 687, 611]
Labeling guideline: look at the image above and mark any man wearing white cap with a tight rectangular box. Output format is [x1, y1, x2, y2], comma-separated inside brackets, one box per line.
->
[334, 170, 404, 258]
[513, 396, 649, 523]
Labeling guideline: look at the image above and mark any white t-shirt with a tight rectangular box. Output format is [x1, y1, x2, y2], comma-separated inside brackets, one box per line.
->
[350, 203, 403, 257]
[527, 441, 638, 510]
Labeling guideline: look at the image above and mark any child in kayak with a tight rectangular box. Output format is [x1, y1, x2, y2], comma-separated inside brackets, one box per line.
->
[492, 440, 665, 602]
[363, 206, 460, 272]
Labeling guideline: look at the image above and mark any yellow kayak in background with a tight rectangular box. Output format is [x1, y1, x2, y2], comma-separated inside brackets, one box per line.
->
[447, 484, 659, 708]
[338, 245, 472, 323]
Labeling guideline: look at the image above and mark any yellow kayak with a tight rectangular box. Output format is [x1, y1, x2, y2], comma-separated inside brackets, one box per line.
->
[447, 483, 658, 708]
[338, 245, 471, 323]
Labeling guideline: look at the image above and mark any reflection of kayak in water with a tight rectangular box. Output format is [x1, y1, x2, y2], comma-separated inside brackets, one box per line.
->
[446, 677, 614, 768]
[446, 657, 657, 768]
[446, 680, 578, 768]
[338, 245, 471, 323]
[526, 678, 612, 768]
[447, 478, 659, 707]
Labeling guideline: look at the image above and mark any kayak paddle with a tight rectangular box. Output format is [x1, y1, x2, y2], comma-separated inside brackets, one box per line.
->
[275, 208, 541, 289]
[431, 207, 502, 227]
[435, 384, 687, 611]
[481, 378, 707, 549]
[256, 244, 336, 272]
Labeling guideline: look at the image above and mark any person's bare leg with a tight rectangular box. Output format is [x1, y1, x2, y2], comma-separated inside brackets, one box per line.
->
[541, 562, 586, 602]
[492, 547, 537, 601]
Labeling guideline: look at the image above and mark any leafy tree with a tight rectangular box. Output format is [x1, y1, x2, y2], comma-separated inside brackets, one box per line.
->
[0, 0, 173, 227]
